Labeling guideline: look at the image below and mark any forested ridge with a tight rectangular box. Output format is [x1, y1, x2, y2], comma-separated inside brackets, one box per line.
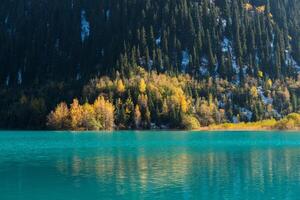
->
[1, 0, 300, 130]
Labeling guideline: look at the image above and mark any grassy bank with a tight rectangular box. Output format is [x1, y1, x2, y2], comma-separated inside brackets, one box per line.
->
[205, 113, 300, 131]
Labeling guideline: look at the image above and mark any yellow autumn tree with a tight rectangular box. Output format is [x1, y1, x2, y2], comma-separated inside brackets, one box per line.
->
[266, 79, 273, 89]
[47, 102, 70, 130]
[80, 102, 95, 130]
[93, 96, 115, 130]
[70, 99, 83, 129]
[243, 3, 253, 11]
[256, 5, 266, 13]
[182, 115, 201, 130]
[139, 78, 147, 93]
[258, 70, 264, 78]
[134, 105, 141, 128]
[180, 96, 188, 113]
[250, 86, 258, 98]
[116, 79, 126, 93]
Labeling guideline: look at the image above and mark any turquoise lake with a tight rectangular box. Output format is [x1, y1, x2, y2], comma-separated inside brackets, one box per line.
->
[1, 131, 300, 199]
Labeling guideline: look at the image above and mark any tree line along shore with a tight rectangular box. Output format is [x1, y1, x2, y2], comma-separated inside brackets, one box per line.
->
[47, 67, 300, 131]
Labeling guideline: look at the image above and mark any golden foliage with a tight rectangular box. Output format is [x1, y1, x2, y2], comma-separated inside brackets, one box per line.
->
[256, 5, 266, 13]
[139, 78, 147, 93]
[47, 102, 70, 130]
[266, 79, 273, 89]
[70, 99, 83, 129]
[250, 87, 258, 98]
[209, 119, 277, 130]
[116, 79, 126, 93]
[47, 96, 114, 130]
[182, 115, 201, 130]
[243, 3, 253, 11]
[180, 96, 188, 113]
[268, 13, 273, 18]
[258, 70, 264, 78]
[93, 96, 115, 130]
[134, 105, 141, 128]
[195, 98, 225, 126]
[275, 113, 300, 130]
[49, 66, 300, 131]
[210, 113, 300, 131]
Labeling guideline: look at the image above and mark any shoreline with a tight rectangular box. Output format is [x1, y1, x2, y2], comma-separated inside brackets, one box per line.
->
[195, 127, 300, 132]
[1, 127, 300, 132]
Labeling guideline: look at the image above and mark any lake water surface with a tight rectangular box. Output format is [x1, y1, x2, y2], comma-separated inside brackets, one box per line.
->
[1, 131, 300, 199]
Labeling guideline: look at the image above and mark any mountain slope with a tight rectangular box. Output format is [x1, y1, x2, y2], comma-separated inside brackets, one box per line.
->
[1, 0, 300, 129]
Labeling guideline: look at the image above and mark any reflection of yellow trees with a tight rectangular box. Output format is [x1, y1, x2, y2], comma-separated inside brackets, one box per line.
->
[54, 145, 300, 198]
[55, 149, 192, 188]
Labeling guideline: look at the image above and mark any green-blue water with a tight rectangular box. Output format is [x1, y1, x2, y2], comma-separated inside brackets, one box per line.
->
[1, 131, 300, 199]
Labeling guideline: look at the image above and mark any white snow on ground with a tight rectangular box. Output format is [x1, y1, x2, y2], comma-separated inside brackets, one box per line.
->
[4, 15, 8, 24]
[218, 100, 225, 109]
[232, 116, 239, 123]
[242, 65, 248, 76]
[199, 57, 209, 75]
[76, 73, 81, 80]
[55, 39, 60, 49]
[17, 69, 22, 85]
[226, 91, 233, 98]
[257, 86, 273, 105]
[221, 37, 240, 84]
[285, 50, 300, 73]
[232, 57, 239, 74]
[5, 75, 10, 86]
[148, 59, 153, 70]
[201, 57, 208, 65]
[221, 38, 230, 53]
[214, 62, 219, 74]
[221, 19, 227, 29]
[270, 33, 275, 49]
[81, 10, 90, 42]
[181, 50, 189, 73]
[156, 36, 161, 45]
[106, 10, 111, 20]
[76, 64, 81, 80]
[240, 107, 253, 121]
[200, 66, 208, 75]
[272, 109, 282, 118]
[255, 53, 260, 66]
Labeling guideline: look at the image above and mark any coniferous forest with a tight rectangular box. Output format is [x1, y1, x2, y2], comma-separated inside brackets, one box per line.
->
[2, 0, 300, 130]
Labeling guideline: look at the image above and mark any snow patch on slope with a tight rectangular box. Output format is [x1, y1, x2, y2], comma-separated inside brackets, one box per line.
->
[221, 37, 241, 84]
[156, 36, 161, 45]
[106, 10, 111, 20]
[240, 107, 253, 121]
[81, 10, 90, 42]
[5, 75, 10, 86]
[257, 86, 273, 105]
[17, 69, 22, 85]
[181, 50, 189, 73]
[199, 57, 209, 76]
[285, 50, 300, 73]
